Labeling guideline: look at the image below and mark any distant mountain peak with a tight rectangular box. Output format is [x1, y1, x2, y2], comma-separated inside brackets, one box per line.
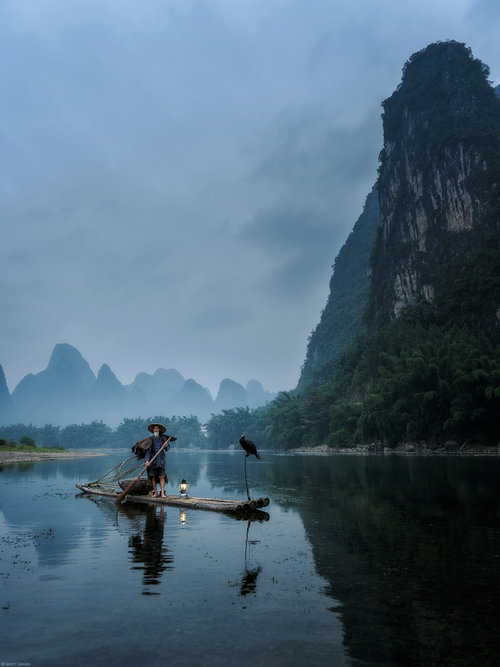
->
[246, 379, 264, 391]
[215, 379, 247, 412]
[48, 342, 87, 366]
[47, 343, 96, 387]
[0, 364, 16, 422]
[0, 364, 10, 397]
[97, 364, 122, 387]
[153, 368, 185, 381]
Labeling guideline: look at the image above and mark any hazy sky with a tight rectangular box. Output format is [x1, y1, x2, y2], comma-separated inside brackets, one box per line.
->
[1, 0, 499, 397]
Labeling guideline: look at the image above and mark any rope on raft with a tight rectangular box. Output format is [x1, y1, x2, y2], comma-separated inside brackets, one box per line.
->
[88, 455, 143, 488]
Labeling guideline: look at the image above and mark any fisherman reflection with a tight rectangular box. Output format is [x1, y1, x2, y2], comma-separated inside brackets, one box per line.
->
[239, 520, 262, 597]
[128, 504, 173, 593]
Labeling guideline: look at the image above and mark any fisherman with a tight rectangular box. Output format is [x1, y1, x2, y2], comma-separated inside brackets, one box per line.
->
[144, 423, 171, 498]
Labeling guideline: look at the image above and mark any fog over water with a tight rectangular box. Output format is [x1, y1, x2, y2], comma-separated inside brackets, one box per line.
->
[1, 0, 499, 396]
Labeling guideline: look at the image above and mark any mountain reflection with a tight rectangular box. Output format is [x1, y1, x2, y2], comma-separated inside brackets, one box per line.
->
[265, 455, 500, 666]
[125, 504, 174, 594]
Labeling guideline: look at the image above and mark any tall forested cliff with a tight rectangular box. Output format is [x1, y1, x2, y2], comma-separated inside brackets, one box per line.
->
[204, 41, 500, 450]
[253, 41, 500, 450]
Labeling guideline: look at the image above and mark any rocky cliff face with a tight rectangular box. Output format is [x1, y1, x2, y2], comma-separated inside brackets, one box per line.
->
[370, 41, 500, 325]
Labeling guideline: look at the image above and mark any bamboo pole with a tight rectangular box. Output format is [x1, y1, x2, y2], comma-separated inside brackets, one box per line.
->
[244, 455, 251, 501]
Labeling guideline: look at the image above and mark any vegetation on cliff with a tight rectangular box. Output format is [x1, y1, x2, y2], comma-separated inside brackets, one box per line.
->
[232, 248, 499, 451]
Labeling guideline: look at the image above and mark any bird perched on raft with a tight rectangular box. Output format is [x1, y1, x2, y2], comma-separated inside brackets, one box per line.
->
[239, 434, 261, 459]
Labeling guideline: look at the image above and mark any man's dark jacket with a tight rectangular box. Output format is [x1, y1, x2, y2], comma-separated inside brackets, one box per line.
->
[131, 434, 176, 459]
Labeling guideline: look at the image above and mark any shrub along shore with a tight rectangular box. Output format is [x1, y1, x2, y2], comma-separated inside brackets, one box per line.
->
[0, 449, 107, 464]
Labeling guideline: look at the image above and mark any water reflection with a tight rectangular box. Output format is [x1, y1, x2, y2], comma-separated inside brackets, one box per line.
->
[127, 504, 174, 594]
[76, 495, 175, 594]
[238, 520, 262, 597]
[3, 450, 497, 666]
[265, 455, 500, 666]
[80, 490, 270, 600]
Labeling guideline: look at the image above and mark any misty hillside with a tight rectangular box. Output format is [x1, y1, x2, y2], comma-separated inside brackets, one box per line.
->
[298, 185, 381, 389]
[0, 343, 275, 427]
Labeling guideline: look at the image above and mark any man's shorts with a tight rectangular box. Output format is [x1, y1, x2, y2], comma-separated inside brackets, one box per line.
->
[147, 466, 167, 481]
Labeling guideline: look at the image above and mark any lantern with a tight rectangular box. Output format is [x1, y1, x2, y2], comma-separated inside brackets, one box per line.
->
[180, 479, 188, 497]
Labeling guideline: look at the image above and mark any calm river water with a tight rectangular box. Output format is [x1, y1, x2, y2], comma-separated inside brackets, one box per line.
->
[1, 450, 499, 666]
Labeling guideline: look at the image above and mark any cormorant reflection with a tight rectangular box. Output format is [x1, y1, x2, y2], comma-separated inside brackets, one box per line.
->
[127, 504, 174, 594]
[239, 520, 262, 597]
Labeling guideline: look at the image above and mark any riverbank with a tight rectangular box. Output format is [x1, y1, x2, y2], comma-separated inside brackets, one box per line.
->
[292, 442, 500, 455]
[0, 450, 108, 464]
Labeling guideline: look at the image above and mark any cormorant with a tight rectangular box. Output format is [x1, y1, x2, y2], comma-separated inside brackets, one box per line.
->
[239, 434, 261, 459]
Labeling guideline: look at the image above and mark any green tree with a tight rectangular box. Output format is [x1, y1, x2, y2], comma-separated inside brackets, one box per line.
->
[205, 406, 270, 450]
[61, 421, 113, 449]
[266, 392, 308, 449]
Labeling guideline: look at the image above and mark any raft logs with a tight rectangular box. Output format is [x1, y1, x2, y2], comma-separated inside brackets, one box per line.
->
[230, 498, 270, 521]
[235, 497, 269, 512]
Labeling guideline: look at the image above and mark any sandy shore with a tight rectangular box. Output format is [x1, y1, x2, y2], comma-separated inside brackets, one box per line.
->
[0, 450, 108, 464]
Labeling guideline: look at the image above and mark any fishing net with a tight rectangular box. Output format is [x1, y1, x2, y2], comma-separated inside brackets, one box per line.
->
[87, 455, 144, 490]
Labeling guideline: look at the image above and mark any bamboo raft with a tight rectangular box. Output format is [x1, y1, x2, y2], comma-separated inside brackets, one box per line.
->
[76, 483, 270, 516]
